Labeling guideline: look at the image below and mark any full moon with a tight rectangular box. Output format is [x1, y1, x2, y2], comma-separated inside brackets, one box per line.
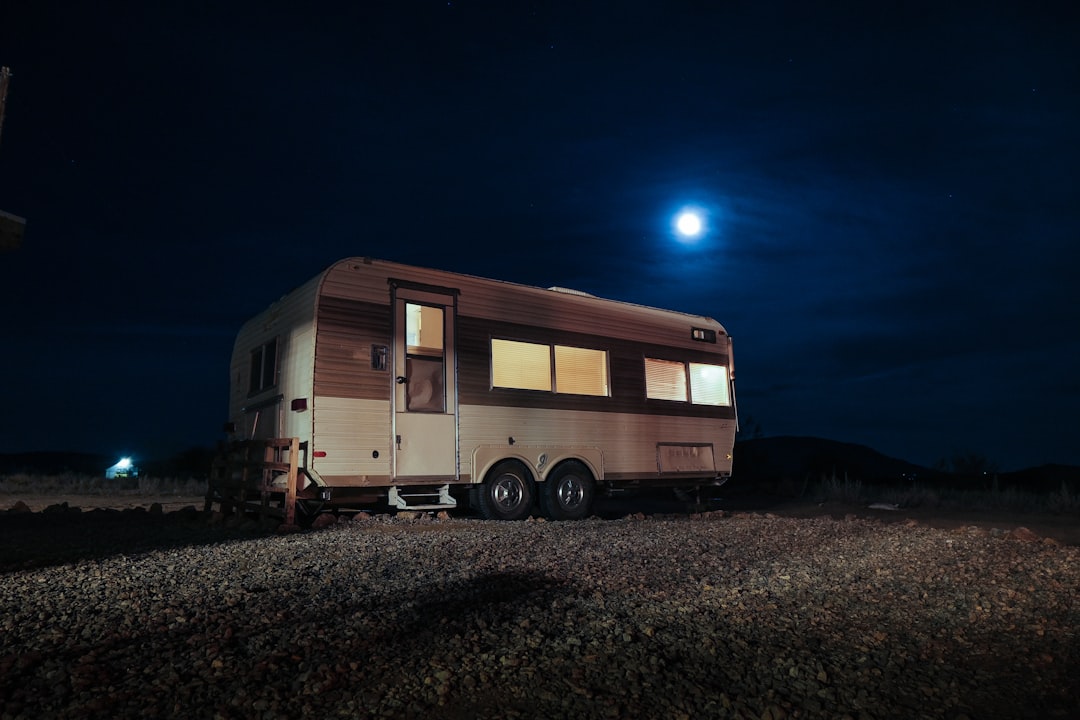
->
[675, 211, 702, 237]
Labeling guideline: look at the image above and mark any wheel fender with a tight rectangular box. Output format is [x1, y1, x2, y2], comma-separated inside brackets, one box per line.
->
[472, 449, 538, 485]
[538, 452, 602, 485]
[472, 446, 602, 485]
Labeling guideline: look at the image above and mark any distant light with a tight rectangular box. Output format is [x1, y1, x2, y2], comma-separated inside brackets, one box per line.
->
[105, 456, 137, 479]
[676, 211, 702, 237]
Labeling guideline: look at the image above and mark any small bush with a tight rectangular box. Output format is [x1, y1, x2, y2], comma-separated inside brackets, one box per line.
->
[808, 473, 1079, 515]
[879, 484, 941, 509]
[1045, 480, 1080, 513]
[815, 472, 865, 504]
[0, 473, 206, 497]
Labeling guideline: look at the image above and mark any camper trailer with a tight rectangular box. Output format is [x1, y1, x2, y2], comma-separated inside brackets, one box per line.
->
[209, 257, 736, 522]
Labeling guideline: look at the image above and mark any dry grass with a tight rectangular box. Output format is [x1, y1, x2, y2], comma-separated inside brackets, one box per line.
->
[814, 472, 1080, 514]
[0, 473, 206, 497]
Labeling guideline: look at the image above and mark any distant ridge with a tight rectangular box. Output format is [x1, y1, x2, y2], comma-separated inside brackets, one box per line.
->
[734, 436, 930, 484]
[733, 436, 1080, 493]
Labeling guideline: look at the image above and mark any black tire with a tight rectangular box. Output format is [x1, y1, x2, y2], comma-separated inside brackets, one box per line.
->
[540, 460, 595, 520]
[473, 460, 535, 521]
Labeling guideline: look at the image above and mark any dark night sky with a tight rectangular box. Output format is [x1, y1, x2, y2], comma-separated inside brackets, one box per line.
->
[1, 2, 1078, 471]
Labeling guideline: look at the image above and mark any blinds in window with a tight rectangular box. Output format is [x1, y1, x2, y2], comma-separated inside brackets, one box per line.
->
[554, 346, 609, 396]
[689, 363, 730, 406]
[644, 358, 688, 401]
[491, 339, 552, 391]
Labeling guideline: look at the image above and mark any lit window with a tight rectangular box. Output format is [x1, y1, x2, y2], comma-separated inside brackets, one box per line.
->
[406, 304, 444, 356]
[644, 358, 688, 401]
[689, 363, 730, 406]
[554, 345, 609, 396]
[405, 304, 445, 411]
[492, 339, 552, 391]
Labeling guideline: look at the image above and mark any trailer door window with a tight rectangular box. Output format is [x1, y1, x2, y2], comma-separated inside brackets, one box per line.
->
[644, 358, 688, 402]
[406, 304, 444, 355]
[689, 362, 730, 406]
[405, 356, 445, 412]
[491, 339, 552, 391]
[405, 304, 445, 412]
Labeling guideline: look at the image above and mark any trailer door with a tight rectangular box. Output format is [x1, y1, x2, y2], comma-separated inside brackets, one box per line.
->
[392, 286, 458, 479]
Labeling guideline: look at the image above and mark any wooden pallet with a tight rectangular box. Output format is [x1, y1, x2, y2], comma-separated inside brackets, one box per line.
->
[204, 438, 305, 526]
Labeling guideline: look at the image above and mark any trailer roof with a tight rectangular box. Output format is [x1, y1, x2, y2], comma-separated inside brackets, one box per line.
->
[333, 256, 728, 332]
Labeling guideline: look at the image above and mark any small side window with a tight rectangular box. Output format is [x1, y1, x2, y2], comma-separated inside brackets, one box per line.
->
[371, 344, 389, 371]
[249, 338, 279, 395]
[691, 327, 717, 343]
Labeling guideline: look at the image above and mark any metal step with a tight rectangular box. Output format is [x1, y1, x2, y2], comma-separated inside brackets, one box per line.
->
[388, 484, 457, 511]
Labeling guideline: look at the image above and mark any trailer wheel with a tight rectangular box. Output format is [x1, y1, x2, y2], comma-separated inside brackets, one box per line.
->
[540, 460, 595, 521]
[473, 460, 535, 521]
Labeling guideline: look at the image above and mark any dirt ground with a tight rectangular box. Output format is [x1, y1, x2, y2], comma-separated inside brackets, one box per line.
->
[757, 498, 1080, 546]
[0, 494, 206, 514]
[2, 492, 1077, 545]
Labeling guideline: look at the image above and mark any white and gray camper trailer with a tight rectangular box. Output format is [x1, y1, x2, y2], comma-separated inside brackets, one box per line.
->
[207, 257, 736, 523]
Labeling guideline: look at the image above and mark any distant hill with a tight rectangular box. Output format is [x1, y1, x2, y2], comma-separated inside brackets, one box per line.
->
[733, 436, 1080, 494]
[734, 436, 933, 485]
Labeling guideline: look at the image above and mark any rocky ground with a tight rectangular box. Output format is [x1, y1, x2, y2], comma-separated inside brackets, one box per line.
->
[0, 498, 1077, 719]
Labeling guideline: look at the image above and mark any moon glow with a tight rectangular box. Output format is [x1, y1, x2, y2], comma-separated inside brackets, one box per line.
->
[675, 211, 702, 237]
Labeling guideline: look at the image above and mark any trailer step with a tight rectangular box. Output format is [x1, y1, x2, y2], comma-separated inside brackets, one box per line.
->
[388, 485, 457, 511]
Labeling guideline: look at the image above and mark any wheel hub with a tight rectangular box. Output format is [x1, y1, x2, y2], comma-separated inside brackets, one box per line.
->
[558, 475, 583, 507]
[493, 475, 523, 508]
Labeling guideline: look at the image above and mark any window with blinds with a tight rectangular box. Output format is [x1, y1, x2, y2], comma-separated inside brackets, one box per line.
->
[644, 358, 688, 402]
[646, 358, 731, 405]
[491, 339, 609, 396]
[689, 362, 730, 406]
[491, 339, 552, 391]
[554, 345, 609, 396]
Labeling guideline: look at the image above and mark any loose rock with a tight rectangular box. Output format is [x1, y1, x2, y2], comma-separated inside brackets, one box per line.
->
[0, 513, 1076, 719]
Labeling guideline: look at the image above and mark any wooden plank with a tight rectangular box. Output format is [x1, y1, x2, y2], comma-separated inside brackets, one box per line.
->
[205, 438, 303, 525]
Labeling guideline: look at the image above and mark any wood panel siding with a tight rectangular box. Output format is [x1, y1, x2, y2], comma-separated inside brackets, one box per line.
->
[309, 397, 391, 477]
[456, 315, 735, 420]
[313, 296, 392, 401]
[459, 405, 735, 480]
[228, 275, 321, 432]
[320, 259, 728, 349]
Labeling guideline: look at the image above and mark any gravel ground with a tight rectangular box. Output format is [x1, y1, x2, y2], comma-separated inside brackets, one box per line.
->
[0, 507, 1077, 720]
